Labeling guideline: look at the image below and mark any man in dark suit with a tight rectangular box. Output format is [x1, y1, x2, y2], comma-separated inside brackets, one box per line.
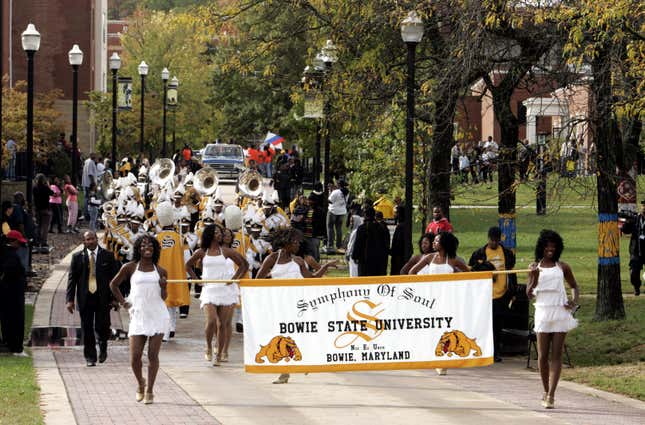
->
[66, 231, 120, 366]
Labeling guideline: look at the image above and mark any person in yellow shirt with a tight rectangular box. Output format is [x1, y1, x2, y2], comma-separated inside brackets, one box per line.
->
[373, 192, 395, 220]
[155, 202, 189, 341]
[2, 201, 14, 235]
[468, 226, 516, 363]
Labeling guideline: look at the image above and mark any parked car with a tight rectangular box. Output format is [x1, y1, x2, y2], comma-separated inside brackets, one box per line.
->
[200, 143, 245, 181]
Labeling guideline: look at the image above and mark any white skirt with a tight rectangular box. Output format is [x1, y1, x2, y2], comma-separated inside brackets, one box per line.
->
[127, 284, 170, 337]
[534, 304, 578, 333]
[200, 283, 239, 307]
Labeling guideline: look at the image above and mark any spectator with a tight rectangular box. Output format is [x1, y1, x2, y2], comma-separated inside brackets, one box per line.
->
[6, 138, 17, 180]
[346, 214, 363, 277]
[400, 232, 435, 275]
[2, 201, 14, 235]
[264, 145, 275, 178]
[96, 156, 105, 177]
[459, 152, 470, 184]
[289, 158, 304, 200]
[351, 207, 390, 276]
[82, 153, 98, 220]
[49, 177, 64, 234]
[33, 174, 54, 251]
[468, 226, 516, 362]
[451, 144, 460, 175]
[182, 143, 193, 161]
[389, 205, 412, 275]
[8, 192, 34, 274]
[425, 206, 453, 234]
[303, 188, 326, 261]
[64, 175, 79, 234]
[326, 179, 349, 254]
[0, 230, 28, 356]
[273, 162, 292, 211]
[88, 183, 102, 232]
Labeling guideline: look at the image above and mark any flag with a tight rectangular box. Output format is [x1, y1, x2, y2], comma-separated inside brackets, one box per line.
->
[264, 132, 284, 150]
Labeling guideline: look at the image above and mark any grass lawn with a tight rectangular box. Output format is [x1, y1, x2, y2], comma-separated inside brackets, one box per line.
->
[562, 296, 644, 400]
[0, 304, 43, 425]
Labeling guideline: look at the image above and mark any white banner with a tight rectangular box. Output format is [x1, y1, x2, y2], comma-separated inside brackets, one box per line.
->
[241, 272, 494, 373]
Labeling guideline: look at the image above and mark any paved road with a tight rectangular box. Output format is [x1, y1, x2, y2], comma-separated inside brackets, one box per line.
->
[30, 185, 645, 424]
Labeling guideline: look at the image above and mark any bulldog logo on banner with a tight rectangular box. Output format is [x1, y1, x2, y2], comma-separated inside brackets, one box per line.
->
[241, 272, 494, 373]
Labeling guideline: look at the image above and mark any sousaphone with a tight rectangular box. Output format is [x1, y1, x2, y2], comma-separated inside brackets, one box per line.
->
[194, 167, 219, 196]
[149, 158, 175, 187]
[238, 169, 263, 198]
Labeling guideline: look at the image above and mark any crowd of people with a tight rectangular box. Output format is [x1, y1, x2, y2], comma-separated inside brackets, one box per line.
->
[0, 138, 584, 409]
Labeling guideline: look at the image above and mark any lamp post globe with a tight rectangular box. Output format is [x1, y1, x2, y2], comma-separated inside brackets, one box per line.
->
[161, 68, 169, 157]
[22, 23, 40, 208]
[68, 44, 83, 187]
[109, 53, 121, 168]
[138, 61, 148, 155]
[401, 10, 424, 262]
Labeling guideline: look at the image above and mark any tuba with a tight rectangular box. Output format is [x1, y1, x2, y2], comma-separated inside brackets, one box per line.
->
[194, 167, 219, 196]
[238, 169, 263, 198]
[149, 158, 175, 187]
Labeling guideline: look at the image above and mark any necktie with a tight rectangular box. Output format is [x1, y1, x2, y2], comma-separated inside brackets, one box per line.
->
[88, 251, 97, 294]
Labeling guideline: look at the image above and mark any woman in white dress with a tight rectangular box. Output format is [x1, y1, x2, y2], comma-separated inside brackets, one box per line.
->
[409, 232, 468, 376]
[110, 235, 170, 404]
[399, 232, 435, 275]
[256, 227, 337, 384]
[186, 224, 248, 365]
[527, 230, 579, 409]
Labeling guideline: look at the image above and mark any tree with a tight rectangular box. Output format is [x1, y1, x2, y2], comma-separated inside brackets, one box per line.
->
[558, 0, 645, 320]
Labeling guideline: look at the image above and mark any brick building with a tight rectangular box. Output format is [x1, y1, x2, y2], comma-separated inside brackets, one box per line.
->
[2, 0, 108, 153]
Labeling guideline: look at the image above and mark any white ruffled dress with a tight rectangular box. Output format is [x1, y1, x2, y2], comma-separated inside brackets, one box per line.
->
[533, 262, 578, 333]
[200, 253, 238, 307]
[127, 264, 170, 337]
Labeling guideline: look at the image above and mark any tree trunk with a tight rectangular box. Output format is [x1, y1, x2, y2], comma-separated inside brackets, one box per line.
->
[493, 95, 519, 251]
[591, 47, 625, 321]
[428, 91, 457, 221]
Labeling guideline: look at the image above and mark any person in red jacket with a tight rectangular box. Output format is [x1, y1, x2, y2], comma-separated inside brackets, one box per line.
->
[425, 206, 453, 234]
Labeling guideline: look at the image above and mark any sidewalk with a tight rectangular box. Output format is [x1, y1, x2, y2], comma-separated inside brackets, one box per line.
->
[32, 246, 645, 425]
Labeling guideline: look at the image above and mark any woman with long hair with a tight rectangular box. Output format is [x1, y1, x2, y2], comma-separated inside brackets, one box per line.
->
[63, 175, 79, 233]
[409, 232, 468, 376]
[186, 224, 248, 365]
[527, 230, 579, 409]
[399, 232, 435, 275]
[110, 235, 170, 404]
[256, 227, 337, 384]
[49, 177, 63, 233]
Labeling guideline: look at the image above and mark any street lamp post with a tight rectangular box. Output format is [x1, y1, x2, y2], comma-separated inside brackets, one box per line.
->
[68, 44, 83, 186]
[138, 61, 149, 155]
[168, 76, 178, 155]
[161, 67, 169, 157]
[22, 23, 40, 208]
[401, 11, 424, 259]
[302, 65, 322, 184]
[319, 40, 338, 191]
[109, 52, 121, 169]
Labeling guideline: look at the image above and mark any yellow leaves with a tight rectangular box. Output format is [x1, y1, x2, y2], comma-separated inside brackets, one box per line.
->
[263, 63, 277, 78]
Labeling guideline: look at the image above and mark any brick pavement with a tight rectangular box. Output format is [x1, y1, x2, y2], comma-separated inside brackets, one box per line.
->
[53, 344, 219, 425]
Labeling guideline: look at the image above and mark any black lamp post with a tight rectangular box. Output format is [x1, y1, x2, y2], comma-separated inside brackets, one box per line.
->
[138, 61, 148, 155]
[109, 52, 121, 168]
[318, 40, 338, 191]
[302, 65, 323, 184]
[22, 23, 40, 208]
[401, 11, 424, 259]
[68, 44, 83, 186]
[168, 76, 178, 155]
[161, 67, 169, 157]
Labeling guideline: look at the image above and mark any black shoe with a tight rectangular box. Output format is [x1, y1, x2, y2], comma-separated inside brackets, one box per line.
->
[236, 323, 244, 333]
[169, 331, 175, 338]
[494, 356, 503, 363]
[98, 343, 107, 363]
[179, 313, 188, 319]
[635, 287, 641, 296]
[86, 361, 96, 367]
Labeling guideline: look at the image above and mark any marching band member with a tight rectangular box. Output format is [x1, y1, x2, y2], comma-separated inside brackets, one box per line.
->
[155, 202, 189, 341]
[259, 191, 289, 238]
[185, 224, 248, 366]
[178, 207, 197, 319]
[256, 227, 337, 384]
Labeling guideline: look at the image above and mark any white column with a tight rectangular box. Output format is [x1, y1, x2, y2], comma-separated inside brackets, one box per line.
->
[526, 114, 537, 145]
